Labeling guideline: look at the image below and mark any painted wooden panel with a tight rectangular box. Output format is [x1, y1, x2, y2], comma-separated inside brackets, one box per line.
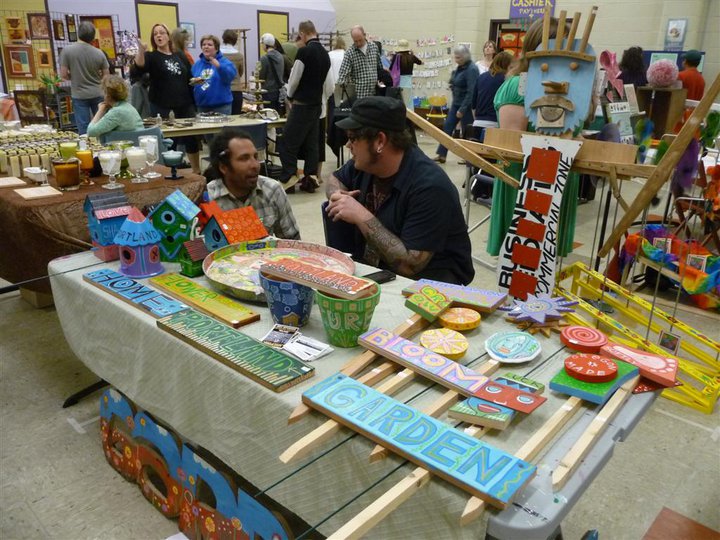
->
[402, 279, 507, 313]
[359, 328, 489, 396]
[83, 269, 189, 318]
[549, 359, 638, 405]
[494, 372, 546, 394]
[261, 257, 375, 299]
[151, 273, 259, 328]
[600, 343, 678, 387]
[473, 381, 546, 414]
[302, 373, 536, 509]
[157, 310, 313, 392]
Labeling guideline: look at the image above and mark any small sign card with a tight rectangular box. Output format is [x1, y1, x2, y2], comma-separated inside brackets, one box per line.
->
[283, 334, 332, 362]
[261, 324, 300, 349]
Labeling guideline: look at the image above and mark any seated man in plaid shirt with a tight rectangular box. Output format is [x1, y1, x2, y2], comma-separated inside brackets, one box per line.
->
[206, 128, 301, 240]
[337, 25, 383, 100]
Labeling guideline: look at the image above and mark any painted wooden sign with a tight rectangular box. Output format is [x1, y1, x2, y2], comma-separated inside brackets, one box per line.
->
[600, 343, 678, 388]
[359, 328, 489, 396]
[302, 373, 536, 509]
[560, 325, 608, 353]
[151, 273, 259, 328]
[157, 310, 314, 392]
[449, 375, 544, 430]
[549, 360, 638, 405]
[404, 285, 451, 321]
[564, 353, 618, 383]
[438, 307, 481, 331]
[497, 135, 582, 300]
[402, 279, 507, 313]
[83, 269, 189, 318]
[473, 381, 546, 414]
[505, 293, 577, 324]
[419, 328, 468, 360]
[261, 258, 375, 299]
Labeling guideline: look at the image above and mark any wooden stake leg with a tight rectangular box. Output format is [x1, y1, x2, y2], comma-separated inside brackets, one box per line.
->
[461, 396, 583, 525]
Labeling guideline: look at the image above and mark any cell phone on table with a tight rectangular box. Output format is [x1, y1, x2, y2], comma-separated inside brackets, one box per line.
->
[362, 269, 396, 284]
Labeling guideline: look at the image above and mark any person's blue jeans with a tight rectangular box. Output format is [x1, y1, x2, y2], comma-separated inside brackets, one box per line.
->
[435, 104, 473, 158]
[72, 96, 104, 135]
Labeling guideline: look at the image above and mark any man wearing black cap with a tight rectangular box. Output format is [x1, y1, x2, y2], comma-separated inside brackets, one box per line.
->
[326, 96, 474, 285]
[677, 50, 705, 100]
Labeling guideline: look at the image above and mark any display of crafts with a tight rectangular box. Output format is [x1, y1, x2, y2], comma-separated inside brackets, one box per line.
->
[501, 292, 577, 335]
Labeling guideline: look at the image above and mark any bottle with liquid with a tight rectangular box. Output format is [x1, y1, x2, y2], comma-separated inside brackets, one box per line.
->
[156, 113, 162, 126]
[168, 110, 175, 124]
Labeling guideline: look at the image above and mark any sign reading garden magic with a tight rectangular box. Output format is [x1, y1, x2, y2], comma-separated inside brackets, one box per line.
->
[509, 0, 555, 19]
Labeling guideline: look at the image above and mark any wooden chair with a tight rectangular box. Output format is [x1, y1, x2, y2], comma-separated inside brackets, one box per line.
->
[14, 90, 50, 125]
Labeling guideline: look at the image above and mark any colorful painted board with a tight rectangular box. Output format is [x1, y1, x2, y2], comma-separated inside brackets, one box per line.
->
[600, 343, 678, 387]
[402, 279, 507, 313]
[564, 354, 618, 383]
[203, 239, 354, 302]
[359, 328, 489, 396]
[150, 273, 260, 328]
[302, 373, 536, 509]
[633, 377, 683, 394]
[419, 328, 468, 360]
[497, 135, 582, 299]
[484, 331, 541, 364]
[438, 307, 481, 331]
[449, 375, 544, 429]
[549, 360, 639, 406]
[83, 269, 189, 318]
[473, 381, 546, 414]
[405, 285, 451, 321]
[504, 293, 577, 324]
[260, 258, 375, 299]
[560, 325, 608, 353]
[157, 310, 313, 392]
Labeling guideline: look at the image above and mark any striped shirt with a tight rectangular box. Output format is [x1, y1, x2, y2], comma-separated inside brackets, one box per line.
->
[338, 41, 382, 99]
[207, 176, 300, 240]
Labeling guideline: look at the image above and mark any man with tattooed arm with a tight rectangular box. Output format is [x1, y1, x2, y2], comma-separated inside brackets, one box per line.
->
[326, 96, 474, 285]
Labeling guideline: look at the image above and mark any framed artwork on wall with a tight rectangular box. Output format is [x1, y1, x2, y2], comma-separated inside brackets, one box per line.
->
[27, 13, 51, 40]
[14, 90, 49, 124]
[5, 16, 28, 44]
[664, 19, 687, 51]
[180, 22, 195, 49]
[3, 46, 35, 78]
[79, 16, 116, 59]
[37, 49, 52, 68]
[66, 15, 78, 42]
[52, 19, 66, 41]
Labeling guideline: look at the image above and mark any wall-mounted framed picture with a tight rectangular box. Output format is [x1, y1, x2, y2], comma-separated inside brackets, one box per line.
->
[14, 90, 48, 124]
[179, 22, 195, 49]
[66, 14, 77, 42]
[5, 16, 28, 44]
[52, 19, 66, 41]
[3, 45, 35, 78]
[37, 48, 52, 68]
[664, 18, 687, 52]
[27, 13, 51, 40]
[79, 16, 116, 59]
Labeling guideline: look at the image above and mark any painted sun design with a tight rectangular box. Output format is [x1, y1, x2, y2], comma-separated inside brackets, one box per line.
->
[504, 293, 577, 324]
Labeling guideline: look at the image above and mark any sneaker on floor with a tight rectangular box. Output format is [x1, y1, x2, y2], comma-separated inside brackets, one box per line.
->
[282, 175, 300, 192]
[432, 155, 446, 164]
[299, 177, 316, 193]
[304, 175, 320, 188]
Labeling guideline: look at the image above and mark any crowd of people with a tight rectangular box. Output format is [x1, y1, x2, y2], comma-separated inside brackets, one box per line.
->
[59, 17, 708, 287]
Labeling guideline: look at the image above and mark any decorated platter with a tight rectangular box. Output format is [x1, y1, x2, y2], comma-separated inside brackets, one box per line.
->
[203, 239, 355, 302]
[484, 331, 541, 364]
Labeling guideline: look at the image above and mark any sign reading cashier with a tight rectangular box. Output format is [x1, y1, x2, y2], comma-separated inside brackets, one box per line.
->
[509, 0, 555, 19]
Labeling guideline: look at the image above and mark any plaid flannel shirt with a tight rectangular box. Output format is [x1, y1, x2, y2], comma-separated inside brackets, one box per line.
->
[207, 176, 300, 240]
[338, 41, 382, 99]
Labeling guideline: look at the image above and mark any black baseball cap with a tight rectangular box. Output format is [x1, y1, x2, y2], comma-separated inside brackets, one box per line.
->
[336, 96, 407, 132]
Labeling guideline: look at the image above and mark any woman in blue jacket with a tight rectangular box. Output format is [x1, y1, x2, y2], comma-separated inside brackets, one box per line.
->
[191, 34, 237, 115]
[433, 45, 478, 163]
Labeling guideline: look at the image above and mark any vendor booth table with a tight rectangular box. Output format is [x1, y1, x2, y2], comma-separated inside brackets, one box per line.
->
[49, 252, 656, 539]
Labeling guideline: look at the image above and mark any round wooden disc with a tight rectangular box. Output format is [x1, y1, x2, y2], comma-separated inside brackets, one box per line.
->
[484, 331, 541, 364]
[420, 328, 469, 360]
[561, 325, 608, 353]
[438, 307, 481, 331]
[564, 353, 618, 383]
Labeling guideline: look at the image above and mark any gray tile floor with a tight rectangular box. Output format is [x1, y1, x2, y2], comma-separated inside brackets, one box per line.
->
[1, 135, 718, 539]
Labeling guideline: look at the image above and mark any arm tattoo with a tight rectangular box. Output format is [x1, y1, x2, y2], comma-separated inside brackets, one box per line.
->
[326, 175, 349, 198]
[363, 217, 432, 276]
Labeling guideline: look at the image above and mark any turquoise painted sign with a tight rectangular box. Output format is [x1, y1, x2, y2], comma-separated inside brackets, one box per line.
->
[302, 373, 536, 509]
[84, 269, 189, 318]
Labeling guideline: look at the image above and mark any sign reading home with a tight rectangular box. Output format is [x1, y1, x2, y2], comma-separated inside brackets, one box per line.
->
[497, 135, 582, 299]
[302, 373, 536, 509]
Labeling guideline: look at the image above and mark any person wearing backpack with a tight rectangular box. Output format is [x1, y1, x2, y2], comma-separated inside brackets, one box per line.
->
[389, 39, 422, 110]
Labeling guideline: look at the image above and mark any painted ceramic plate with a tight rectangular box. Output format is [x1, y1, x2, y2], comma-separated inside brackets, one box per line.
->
[203, 239, 354, 302]
[484, 331, 541, 364]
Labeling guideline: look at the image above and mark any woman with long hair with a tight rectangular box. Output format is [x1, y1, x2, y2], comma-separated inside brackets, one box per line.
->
[618, 46, 648, 88]
[475, 40, 498, 74]
[134, 23, 200, 173]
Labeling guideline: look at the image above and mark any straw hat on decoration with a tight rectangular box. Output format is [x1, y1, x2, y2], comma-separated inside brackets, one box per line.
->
[396, 39, 410, 52]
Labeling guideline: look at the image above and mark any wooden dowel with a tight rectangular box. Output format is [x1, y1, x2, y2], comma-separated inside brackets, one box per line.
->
[541, 6, 551, 51]
[565, 12, 581, 50]
[555, 11, 567, 50]
[579, 6, 598, 54]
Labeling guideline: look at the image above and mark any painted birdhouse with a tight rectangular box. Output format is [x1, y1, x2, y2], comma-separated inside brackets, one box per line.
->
[114, 207, 165, 278]
[148, 189, 201, 262]
[197, 199, 223, 228]
[178, 238, 210, 277]
[84, 192, 132, 261]
[203, 206, 268, 252]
